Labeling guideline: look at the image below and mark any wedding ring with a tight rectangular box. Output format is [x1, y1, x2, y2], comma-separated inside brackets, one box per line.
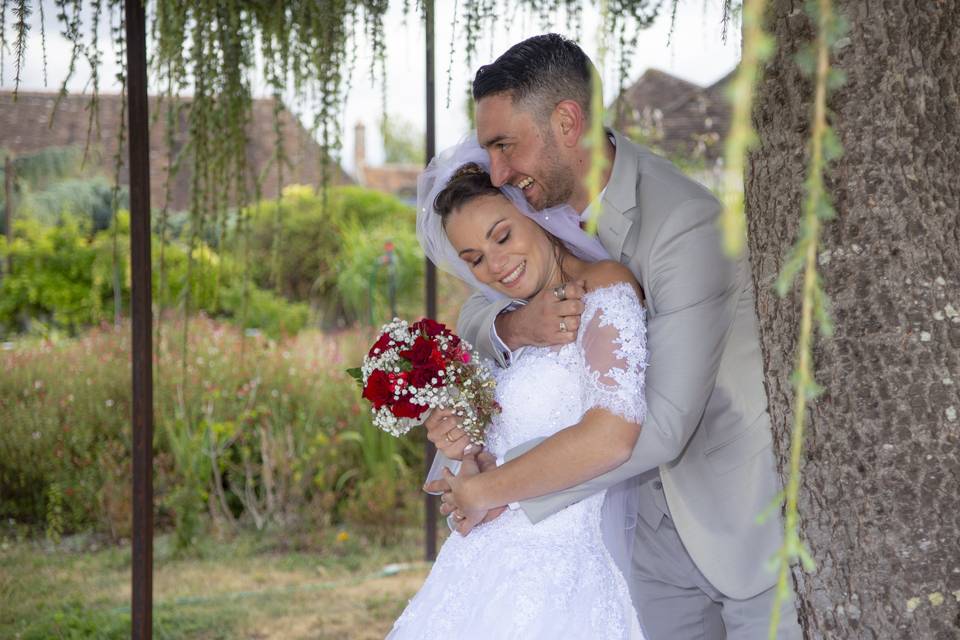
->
[444, 430, 458, 443]
[559, 318, 567, 333]
[553, 284, 567, 301]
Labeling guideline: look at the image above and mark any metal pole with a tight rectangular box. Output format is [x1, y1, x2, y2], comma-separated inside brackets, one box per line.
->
[125, 0, 154, 637]
[424, 0, 439, 562]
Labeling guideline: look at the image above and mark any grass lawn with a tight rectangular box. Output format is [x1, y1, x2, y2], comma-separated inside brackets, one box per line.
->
[0, 526, 441, 639]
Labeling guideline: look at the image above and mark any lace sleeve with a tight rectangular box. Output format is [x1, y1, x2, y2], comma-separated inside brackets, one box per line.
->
[578, 282, 648, 425]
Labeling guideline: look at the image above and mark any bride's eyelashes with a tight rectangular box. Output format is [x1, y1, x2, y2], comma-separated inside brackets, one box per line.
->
[468, 231, 511, 268]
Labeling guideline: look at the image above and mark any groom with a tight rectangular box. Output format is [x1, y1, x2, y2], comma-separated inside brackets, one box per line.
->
[425, 34, 801, 639]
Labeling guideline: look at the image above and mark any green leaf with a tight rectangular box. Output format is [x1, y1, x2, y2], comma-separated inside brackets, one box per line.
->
[335, 468, 360, 493]
[799, 544, 817, 571]
[755, 490, 786, 525]
[775, 245, 805, 296]
[822, 126, 844, 163]
[345, 367, 364, 386]
[339, 430, 364, 444]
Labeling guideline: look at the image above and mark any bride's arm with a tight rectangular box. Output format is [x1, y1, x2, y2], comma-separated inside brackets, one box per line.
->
[450, 408, 640, 513]
[448, 270, 648, 517]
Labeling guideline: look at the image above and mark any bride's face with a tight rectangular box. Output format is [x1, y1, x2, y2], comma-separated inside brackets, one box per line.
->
[445, 193, 558, 300]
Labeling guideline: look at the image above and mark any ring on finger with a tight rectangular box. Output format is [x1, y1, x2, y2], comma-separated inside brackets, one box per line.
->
[553, 284, 567, 301]
[559, 318, 567, 333]
[444, 430, 458, 443]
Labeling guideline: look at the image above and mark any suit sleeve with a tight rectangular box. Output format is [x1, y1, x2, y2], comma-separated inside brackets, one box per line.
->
[505, 197, 741, 524]
[457, 290, 513, 368]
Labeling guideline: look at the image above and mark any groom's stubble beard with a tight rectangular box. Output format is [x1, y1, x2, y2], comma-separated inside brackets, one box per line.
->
[535, 128, 577, 210]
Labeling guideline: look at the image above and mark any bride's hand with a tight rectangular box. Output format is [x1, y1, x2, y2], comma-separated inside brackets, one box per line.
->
[441, 456, 489, 535]
[424, 407, 477, 461]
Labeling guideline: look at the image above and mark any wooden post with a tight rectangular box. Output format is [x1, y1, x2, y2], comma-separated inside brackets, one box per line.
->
[423, 0, 439, 562]
[125, 0, 154, 637]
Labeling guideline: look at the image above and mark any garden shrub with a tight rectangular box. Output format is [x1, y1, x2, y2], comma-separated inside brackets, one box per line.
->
[0, 318, 425, 546]
[242, 185, 423, 327]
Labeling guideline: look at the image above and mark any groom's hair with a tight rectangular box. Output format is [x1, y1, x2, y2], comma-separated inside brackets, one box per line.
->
[473, 34, 595, 121]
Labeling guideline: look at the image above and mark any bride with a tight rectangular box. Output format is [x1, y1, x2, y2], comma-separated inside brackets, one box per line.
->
[386, 139, 649, 640]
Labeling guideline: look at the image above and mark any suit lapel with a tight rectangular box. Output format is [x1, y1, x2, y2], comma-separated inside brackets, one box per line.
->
[597, 129, 642, 261]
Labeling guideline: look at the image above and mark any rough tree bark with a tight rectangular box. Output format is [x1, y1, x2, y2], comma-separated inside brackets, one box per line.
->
[747, 1, 960, 638]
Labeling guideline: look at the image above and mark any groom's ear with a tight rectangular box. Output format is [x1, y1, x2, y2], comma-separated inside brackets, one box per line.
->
[552, 99, 587, 148]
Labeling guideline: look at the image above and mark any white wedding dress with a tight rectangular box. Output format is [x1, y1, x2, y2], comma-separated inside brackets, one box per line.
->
[388, 282, 648, 640]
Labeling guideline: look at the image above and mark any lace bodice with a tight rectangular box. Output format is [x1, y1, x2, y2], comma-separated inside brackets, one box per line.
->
[486, 281, 648, 458]
[388, 281, 648, 640]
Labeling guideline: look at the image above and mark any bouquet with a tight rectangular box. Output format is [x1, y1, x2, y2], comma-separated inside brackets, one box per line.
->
[348, 318, 498, 445]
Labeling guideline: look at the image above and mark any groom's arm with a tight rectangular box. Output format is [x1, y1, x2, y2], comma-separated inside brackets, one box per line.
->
[505, 197, 741, 523]
[457, 282, 588, 372]
[456, 291, 514, 369]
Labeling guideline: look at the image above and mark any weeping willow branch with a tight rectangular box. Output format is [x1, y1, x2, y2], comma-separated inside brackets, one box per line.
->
[583, 0, 610, 235]
[12, 0, 31, 91]
[81, 0, 103, 168]
[51, 0, 84, 119]
[0, 0, 7, 87]
[766, 0, 844, 636]
[109, 0, 125, 328]
[38, 0, 47, 86]
[719, 0, 773, 257]
[15, 0, 682, 409]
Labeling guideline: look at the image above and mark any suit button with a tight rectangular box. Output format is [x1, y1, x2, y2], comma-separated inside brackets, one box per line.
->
[653, 480, 663, 490]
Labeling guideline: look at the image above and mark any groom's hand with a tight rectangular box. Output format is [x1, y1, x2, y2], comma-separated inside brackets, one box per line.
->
[496, 280, 586, 350]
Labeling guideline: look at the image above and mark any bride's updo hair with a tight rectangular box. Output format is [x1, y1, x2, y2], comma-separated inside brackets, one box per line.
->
[433, 162, 501, 226]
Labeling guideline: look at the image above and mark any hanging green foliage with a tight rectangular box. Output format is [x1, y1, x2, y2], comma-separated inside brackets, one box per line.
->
[765, 1, 845, 635]
[719, 0, 771, 256]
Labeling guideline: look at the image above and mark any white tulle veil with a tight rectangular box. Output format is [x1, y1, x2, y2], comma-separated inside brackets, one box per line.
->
[416, 136, 609, 303]
[416, 135, 640, 586]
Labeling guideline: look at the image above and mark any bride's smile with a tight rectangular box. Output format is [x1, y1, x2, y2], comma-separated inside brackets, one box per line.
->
[444, 193, 582, 300]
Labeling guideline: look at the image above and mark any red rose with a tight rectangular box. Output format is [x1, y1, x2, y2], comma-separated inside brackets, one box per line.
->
[446, 343, 470, 364]
[362, 369, 394, 409]
[391, 397, 426, 419]
[400, 336, 440, 367]
[413, 318, 447, 337]
[367, 332, 394, 358]
[408, 364, 440, 389]
[429, 348, 448, 370]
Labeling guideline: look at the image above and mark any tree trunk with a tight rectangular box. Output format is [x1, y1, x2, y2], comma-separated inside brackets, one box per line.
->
[747, 2, 960, 638]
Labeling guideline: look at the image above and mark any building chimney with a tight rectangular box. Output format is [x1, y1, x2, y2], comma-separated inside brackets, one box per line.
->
[354, 121, 366, 184]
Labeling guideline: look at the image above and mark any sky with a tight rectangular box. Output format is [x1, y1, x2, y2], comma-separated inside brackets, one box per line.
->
[2, 1, 741, 176]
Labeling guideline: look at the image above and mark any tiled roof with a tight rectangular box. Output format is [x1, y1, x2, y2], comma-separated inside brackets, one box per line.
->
[611, 68, 700, 126]
[612, 68, 734, 163]
[0, 91, 350, 212]
[360, 164, 420, 204]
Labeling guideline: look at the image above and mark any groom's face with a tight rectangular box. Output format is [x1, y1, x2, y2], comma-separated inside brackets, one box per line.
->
[476, 94, 575, 211]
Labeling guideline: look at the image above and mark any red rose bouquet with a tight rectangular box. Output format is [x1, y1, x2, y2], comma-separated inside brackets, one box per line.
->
[347, 318, 498, 445]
